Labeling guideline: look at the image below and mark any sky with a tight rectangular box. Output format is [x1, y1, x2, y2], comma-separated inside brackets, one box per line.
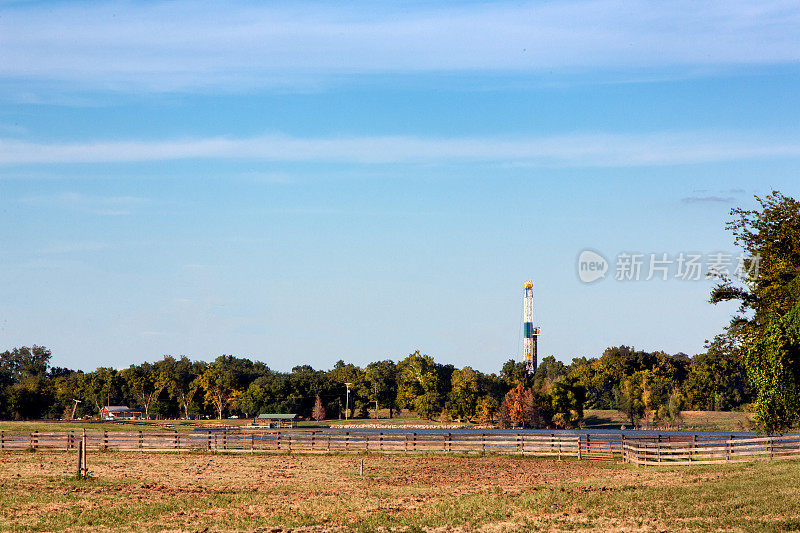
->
[1, 0, 799, 373]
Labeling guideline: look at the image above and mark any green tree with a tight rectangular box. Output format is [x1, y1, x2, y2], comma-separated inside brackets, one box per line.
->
[160, 356, 206, 419]
[5, 376, 54, 419]
[614, 374, 645, 426]
[533, 355, 567, 392]
[287, 365, 331, 418]
[364, 360, 398, 418]
[711, 191, 800, 335]
[745, 301, 800, 432]
[328, 360, 366, 418]
[397, 351, 442, 419]
[51, 371, 84, 419]
[120, 362, 164, 419]
[79, 367, 122, 414]
[500, 359, 531, 389]
[476, 395, 499, 424]
[448, 366, 481, 421]
[711, 191, 800, 431]
[684, 336, 750, 411]
[0, 345, 51, 379]
[550, 376, 585, 428]
[199, 355, 254, 419]
[0, 346, 54, 419]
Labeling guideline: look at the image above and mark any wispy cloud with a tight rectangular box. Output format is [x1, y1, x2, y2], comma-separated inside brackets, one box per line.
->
[36, 241, 110, 254]
[2, 131, 800, 168]
[681, 196, 736, 204]
[0, 0, 798, 92]
[682, 187, 747, 203]
[19, 192, 149, 215]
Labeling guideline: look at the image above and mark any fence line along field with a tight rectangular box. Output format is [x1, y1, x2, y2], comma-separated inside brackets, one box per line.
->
[2, 447, 800, 531]
[3, 429, 799, 465]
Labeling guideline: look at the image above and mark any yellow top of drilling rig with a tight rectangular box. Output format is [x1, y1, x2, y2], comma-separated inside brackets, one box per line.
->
[524, 281, 533, 289]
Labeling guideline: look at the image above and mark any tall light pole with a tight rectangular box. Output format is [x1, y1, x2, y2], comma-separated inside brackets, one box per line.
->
[345, 382, 353, 420]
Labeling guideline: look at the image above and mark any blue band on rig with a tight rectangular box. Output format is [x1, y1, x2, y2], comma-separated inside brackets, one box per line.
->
[524, 322, 533, 338]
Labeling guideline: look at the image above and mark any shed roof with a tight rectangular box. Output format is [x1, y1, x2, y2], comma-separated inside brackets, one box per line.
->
[102, 406, 141, 412]
[257, 413, 297, 419]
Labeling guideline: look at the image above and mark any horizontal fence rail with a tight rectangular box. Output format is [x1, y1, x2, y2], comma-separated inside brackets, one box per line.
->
[622, 435, 800, 465]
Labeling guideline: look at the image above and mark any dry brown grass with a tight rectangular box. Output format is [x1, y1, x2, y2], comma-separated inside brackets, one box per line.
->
[0, 450, 797, 532]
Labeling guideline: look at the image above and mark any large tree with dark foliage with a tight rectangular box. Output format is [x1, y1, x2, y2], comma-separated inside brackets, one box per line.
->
[711, 191, 800, 431]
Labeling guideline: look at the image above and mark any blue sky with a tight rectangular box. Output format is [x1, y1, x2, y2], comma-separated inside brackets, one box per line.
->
[1, 0, 799, 372]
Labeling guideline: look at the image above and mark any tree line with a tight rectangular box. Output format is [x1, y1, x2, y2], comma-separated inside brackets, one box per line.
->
[2, 191, 799, 431]
[0, 343, 747, 428]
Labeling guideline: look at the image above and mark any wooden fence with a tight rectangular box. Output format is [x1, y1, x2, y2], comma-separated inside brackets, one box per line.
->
[0, 430, 581, 457]
[622, 434, 800, 465]
[3, 430, 797, 465]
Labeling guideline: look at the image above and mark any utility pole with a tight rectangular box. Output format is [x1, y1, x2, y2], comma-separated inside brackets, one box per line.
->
[345, 383, 353, 421]
[70, 399, 82, 420]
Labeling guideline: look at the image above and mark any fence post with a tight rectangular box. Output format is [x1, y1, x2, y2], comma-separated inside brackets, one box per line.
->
[481, 433, 485, 454]
[76, 434, 88, 479]
[223, 430, 228, 451]
[1, 430, 4, 450]
[82, 434, 87, 477]
[77, 437, 83, 477]
[103, 430, 108, 451]
[769, 437, 773, 460]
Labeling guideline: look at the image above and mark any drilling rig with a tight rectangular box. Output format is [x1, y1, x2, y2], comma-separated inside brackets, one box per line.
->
[523, 281, 541, 372]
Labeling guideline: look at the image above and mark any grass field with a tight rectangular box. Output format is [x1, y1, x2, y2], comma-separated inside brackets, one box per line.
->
[1, 448, 798, 532]
[581, 409, 755, 432]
